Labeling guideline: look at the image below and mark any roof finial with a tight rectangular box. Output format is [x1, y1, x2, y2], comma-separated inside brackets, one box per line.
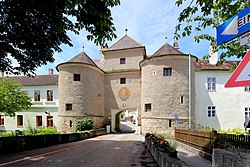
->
[125, 28, 128, 35]
[173, 39, 179, 50]
[165, 36, 168, 43]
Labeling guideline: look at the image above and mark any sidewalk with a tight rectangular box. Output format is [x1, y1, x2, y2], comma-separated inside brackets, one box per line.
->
[177, 145, 212, 167]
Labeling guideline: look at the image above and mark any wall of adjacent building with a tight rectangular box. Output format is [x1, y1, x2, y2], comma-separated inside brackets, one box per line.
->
[195, 71, 250, 130]
[0, 85, 58, 132]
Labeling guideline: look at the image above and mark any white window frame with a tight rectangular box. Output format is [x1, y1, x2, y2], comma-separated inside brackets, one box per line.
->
[207, 105, 216, 117]
[245, 107, 250, 118]
[207, 77, 216, 92]
[245, 86, 250, 92]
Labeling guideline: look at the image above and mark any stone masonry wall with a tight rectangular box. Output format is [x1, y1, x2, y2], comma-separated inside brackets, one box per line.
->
[141, 55, 196, 133]
[213, 148, 250, 167]
[102, 48, 145, 72]
[57, 64, 105, 133]
[104, 71, 141, 118]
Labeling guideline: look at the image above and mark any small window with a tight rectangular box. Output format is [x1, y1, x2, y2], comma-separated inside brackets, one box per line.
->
[34, 90, 40, 101]
[47, 90, 53, 101]
[120, 58, 126, 64]
[145, 103, 152, 112]
[207, 77, 216, 92]
[245, 86, 250, 92]
[74, 74, 81, 81]
[47, 116, 53, 128]
[17, 115, 23, 126]
[66, 103, 72, 111]
[163, 68, 172, 76]
[180, 96, 184, 104]
[70, 120, 72, 127]
[245, 107, 250, 118]
[120, 78, 126, 84]
[207, 106, 216, 117]
[169, 120, 172, 127]
[0, 115, 4, 126]
[36, 116, 42, 127]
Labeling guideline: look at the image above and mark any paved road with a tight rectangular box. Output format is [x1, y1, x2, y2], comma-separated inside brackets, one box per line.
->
[0, 134, 157, 167]
[177, 146, 212, 167]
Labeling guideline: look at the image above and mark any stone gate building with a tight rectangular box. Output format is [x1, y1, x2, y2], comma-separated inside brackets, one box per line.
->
[56, 35, 197, 133]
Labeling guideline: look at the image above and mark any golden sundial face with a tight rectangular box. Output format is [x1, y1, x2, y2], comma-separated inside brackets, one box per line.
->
[118, 87, 130, 101]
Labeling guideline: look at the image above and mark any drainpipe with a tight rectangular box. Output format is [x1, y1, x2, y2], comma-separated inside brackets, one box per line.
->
[188, 54, 191, 129]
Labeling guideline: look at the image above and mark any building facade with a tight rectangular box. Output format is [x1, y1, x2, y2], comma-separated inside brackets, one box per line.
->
[2, 35, 249, 133]
[0, 71, 58, 132]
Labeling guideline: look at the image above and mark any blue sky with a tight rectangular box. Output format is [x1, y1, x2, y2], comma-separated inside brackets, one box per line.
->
[36, 0, 214, 75]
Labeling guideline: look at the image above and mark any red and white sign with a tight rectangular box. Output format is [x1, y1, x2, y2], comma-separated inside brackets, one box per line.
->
[225, 50, 250, 88]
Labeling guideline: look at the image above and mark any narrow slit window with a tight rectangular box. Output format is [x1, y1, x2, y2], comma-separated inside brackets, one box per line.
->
[180, 96, 184, 104]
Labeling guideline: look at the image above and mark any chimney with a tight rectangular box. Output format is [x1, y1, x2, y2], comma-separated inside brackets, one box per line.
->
[0, 70, 4, 78]
[48, 68, 54, 75]
[173, 39, 179, 50]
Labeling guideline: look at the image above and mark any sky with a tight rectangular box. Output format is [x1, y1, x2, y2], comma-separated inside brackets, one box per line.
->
[35, 0, 214, 75]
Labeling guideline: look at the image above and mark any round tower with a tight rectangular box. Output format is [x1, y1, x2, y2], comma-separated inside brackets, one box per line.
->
[56, 52, 105, 133]
[140, 43, 197, 134]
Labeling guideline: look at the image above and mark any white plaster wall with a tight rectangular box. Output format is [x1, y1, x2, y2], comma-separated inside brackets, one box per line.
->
[0, 108, 58, 132]
[0, 85, 58, 132]
[195, 71, 250, 130]
[22, 85, 59, 106]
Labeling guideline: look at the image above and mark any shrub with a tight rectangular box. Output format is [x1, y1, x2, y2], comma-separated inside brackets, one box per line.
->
[219, 128, 247, 135]
[0, 132, 14, 137]
[76, 117, 93, 131]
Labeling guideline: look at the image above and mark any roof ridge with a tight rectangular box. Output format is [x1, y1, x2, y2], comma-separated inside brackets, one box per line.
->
[153, 42, 183, 56]
[108, 35, 143, 51]
[68, 52, 98, 68]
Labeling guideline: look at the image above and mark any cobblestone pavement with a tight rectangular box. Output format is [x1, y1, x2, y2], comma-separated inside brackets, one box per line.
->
[0, 134, 158, 167]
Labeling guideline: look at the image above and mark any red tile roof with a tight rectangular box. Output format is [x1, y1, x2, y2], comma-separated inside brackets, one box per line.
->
[195, 60, 239, 71]
[9, 75, 58, 86]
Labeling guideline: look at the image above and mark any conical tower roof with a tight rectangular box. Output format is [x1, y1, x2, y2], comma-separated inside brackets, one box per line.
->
[153, 43, 183, 56]
[108, 35, 143, 51]
[68, 52, 97, 67]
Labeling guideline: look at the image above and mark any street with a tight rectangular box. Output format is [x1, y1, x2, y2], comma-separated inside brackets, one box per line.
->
[0, 134, 157, 167]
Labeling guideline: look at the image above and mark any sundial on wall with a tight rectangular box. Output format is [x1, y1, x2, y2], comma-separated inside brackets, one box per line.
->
[118, 87, 130, 101]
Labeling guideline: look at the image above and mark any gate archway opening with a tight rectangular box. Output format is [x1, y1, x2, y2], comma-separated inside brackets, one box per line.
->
[111, 109, 138, 133]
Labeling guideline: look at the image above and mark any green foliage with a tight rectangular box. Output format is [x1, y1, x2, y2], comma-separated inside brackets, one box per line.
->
[0, 132, 15, 137]
[23, 125, 59, 136]
[175, 0, 250, 59]
[0, 0, 120, 75]
[76, 117, 93, 131]
[104, 120, 111, 126]
[0, 77, 32, 117]
[219, 128, 247, 135]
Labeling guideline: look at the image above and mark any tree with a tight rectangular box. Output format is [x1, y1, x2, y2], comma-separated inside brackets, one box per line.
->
[0, 0, 120, 75]
[0, 77, 32, 117]
[175, 0, 250, 60]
